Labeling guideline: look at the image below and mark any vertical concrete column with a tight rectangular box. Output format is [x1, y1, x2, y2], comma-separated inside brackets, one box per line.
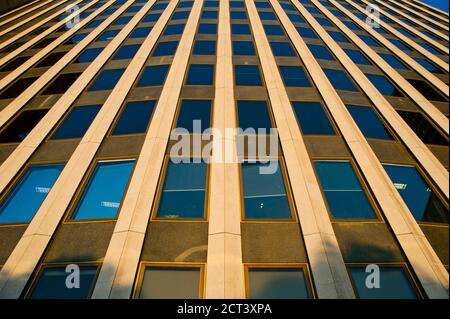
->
[245, 0, 356, 299]
[0, 0, 164, 299]
[0, 0, 42, 22]
[288, 0, 448, 298]
[92, 0, 205, 299]
[204, 0, 245, 299]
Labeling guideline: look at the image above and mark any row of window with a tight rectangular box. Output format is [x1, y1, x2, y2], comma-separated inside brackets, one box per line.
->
[25, 263, 419, 299]
[0, 157, 446, 224]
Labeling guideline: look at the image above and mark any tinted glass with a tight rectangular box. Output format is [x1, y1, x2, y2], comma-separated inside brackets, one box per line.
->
[42, 73, 81, 95]
[130, 27, 151, 38]
[112, 44, 140, 60]
[234, 65, 262, 86]
[344, 49, 372, 65]
[308, 44, 334, 60]
[279, 66, 311, 87]
[198, 23, 217, 34]
[52, 105, 101, 140]
[346, 105, 392, 140]
[0, 164, 64, 224]
[323, 69, 358, 92]
[366, 74, 403, 97]
[164, 24, 185, 35]
[237, 100, 272, 131]
[0, 109, 48, 143]
[75, 48, 103, 63]
[232, 24, 251, 34]
[292, 101, 335, 135]
[71, 160, 135, 220]
[186, 64, 214, 85]
[112, 100, 155, 135]
[153, 41, 179, 56]
[175, 100, 211, 132]
[380, 53, 407, 69]
[137, 65, 170, 86]
[233, 41, 256, 55]
[193, 40, 216, 55]
[270, 42, 296, 56]
[88, 69, 124, 91]
[263, 24, 284, 35]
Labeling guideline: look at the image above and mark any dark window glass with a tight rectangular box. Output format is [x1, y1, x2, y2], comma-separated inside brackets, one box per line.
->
[255, 1, 271, 8]
[113, 16, 132, 26]
[343, 21, 360, 31]
[232, 23, 251, 35]
[324, 69, 358, 92]
[419, 42, 441, 55]
[316, 17, 333, 26]
[0, 56, 30, 72]
[270, 42, 296, 56]
[137, 65, 170, 87]
[52, 105, 101, 140]
[202, 10, 218, 19]
[237, 100, 272, 131]
[0, 109, 48, 143]
[127, 5, 142, 13]
[346, 105, 392, 140]
[292, 101, 335, 135]
[75, 48, 103, 63]
[248, 268, 311, 299]
[97, 29, 119, 42]
[390, 39, 412, 52]
[279, 66, 311, 87]
[413, 57, 443, 74]
[407, 79, 447, 102]
[366, 74, 403, 97]
[241, 161, 292, 219]
[397, 110, 447, 146]
[143, 13, 160, 23]
[164, 24, 185, 35]
[230, 11, 247, 19]
[288, 13, 304, 23]
[359, 35, 381, 47]
[138, 267, 201, 299]
[42, 73, 81, 95]
[153, 2, 168, 10]
[0, 163, 64, 224]
[130, 27, 151, 38]
[329, 31, 349, 43]
[314, 161, 377, 219]
[157, 160, 207, 219]
[112, 44, 140, 60]
[383, 164, 448, 224]
[153, 41, 179, 56]
[31, 37, 56, 49]
[380, 53, 407, 69]
[296, 27, 317, 39]
[193, 40, 216, 55]
[232, 41, 256, 55]
[0, 77, 38, 99]
[172, 11, 189, 20]
[35, 52, 67, 68]
[263, 24, 284, 35]
[230, 1, 245, 8]
[258, 11, 277, 20]
[198, 23, 217, 34]
[175, 100, 211, 132]
[65, 33, 88, 45]
[344, 49, 372, 65]
[186, 64, 214, 85]
[234, 65, 262, 86]
[71, 160, 135, 220]
[178, 1, 193, 8]
[350, 266, 417, 299]
[205, 1, 219, 8]
[88, 69, 124, 91]
[29, 265, 97, 299]
[112, 100, 155, 135]
[308, 44, 334, 60]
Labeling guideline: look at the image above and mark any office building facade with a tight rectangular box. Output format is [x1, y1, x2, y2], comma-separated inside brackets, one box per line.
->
[0, 0, 448, 299]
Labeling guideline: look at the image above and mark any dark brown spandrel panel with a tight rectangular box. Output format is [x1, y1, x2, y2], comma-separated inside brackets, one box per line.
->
[420, 225, 449, 266]
[0, 226, 27, 264]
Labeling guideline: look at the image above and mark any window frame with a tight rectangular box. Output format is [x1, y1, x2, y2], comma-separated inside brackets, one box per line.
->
[108, 100, 157, 137]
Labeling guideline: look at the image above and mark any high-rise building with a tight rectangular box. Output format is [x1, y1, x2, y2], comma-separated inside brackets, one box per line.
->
[0, 0, 448, 299]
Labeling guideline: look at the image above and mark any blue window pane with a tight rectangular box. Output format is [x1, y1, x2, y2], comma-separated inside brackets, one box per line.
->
[130, 27, 151, 38]
[314, 161, 377, 219]
[113, 16, 132, 25]
[193, 40, 216, 55]
[178, 1, 193, 8]
[255, 1, 270, 8]
[233, 41, 256, 55]
[198, 23, 217, 34]
[30, 266, 97, 299]
[344, 49, 372, 65]
[205, 1, 219, 7]
[71, 160, 135, 220]
[308, 44, 334, 60]
[270, 42, 295, 56]
[248, 268, 310, 299]
[172, 11, 190, 20]
[324, 69, 358, 92]
[380, 53, 407, 69]
[366, 74, 403, 97]
[175, 100, 211, 132]
[112, 100, 155, 135]
[87, 19, 105, 29]
[230, 1, 245, 8]
[97, 29, 119, 42]
[186, 64, 214, 85]
[329, 31, 349, 43]
[237, 100, 272, 131]
[343, 21, 360, 31]
[413, 57, 444, 74]
[0, 164, 64, 224]
[143, 13, 160, 23]
[234, 65, 262, 86]
[88, 69, 124, 91]
[66, 33, 88, 44]
[316, 17, 333, 27]
[296, 27, 317, 38]
[288, 13, 304, 23]
[359, 35, 381, 47]
[201, 10, 218, 19]
[112, 44, 140, 60]
[383, 164, 448, 223]
[164, 24, 185, 35]
[390, 39, 412, 52]
[153, 2, 168, 10]
[258, 11, 277, 20]
[346, 105, 392, 140]
[75, 48, 103, 63]
[292, 101, 335, 135]
[157, 161, 207, 219]
[52, 105, 101, 139]
[242, 161, 292, 219]
[153, 41, 179, 56]
[232, 23, 251, 34]
[263, 24, 284, 35]
[230, 11, 247, 19]
[127, 5, 142, 13]
[279, 66, 311, 87]
[350, 267, 417, 299]
[419, 42, 441, 55]
[137, 65, 170, 86]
